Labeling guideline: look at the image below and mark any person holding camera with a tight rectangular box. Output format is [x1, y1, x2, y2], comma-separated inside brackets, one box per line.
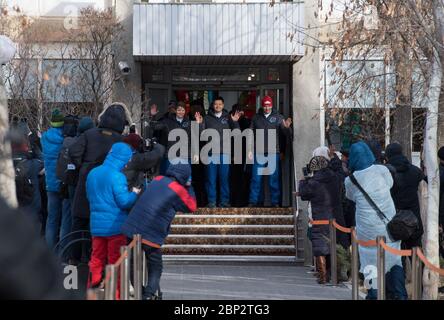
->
[123, 133, 165, 189]
[296, 156, 340, 284]
[68, 103, 132, 262]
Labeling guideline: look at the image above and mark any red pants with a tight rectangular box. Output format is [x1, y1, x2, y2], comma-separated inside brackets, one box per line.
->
[88, 234, 127, 299]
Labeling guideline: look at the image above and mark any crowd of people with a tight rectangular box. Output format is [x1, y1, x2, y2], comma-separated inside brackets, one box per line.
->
[8, 95, 293, 299]
[296, 140, 444, 299]
[8, 94, 444, 300]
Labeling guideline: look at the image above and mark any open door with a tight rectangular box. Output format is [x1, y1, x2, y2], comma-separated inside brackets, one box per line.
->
[144, 83, 172, 115]
[259, 84, 292, 207]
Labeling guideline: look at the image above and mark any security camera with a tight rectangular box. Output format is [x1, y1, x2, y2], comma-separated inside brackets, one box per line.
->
[118, 61, 131, 76]
[0, 35, 16, 65]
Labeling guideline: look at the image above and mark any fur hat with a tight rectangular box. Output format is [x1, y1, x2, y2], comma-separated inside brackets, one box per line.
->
[309, 156, 329, 172]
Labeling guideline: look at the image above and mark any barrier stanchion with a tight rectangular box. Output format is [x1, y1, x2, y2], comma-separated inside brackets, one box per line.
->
[143, 252, 148, 286]
[376, 236, 386, 300]
[133, 234, 143, 300]
[418, 257, 423, 299]
[351, 227, 359, 300]
[329, 219, 338, 285]
[104, 264, 117, 300]
[411, 247, 420, 300]
[120, 246, 130, 300]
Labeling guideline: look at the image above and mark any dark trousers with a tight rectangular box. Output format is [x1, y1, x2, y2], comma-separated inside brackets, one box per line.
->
[129, 241, 163, 299]
[70, 216, 90, 262]
[366, 265, 408, 300]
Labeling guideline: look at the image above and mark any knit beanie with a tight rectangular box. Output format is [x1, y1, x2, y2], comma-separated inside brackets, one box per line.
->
[50, 109, 65, 128]
[262, 96, 273, 107]
[77, 116, 94, 135]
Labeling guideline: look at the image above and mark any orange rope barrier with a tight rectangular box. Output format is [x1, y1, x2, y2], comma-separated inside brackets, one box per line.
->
[379, 239, 412, 257]
[127, 238, 137, 249]
[114, 251, 129, 268]
[351, 229, 377, 247]
[416, 248, 444, 276]
[309, 218, 329, 225]
[333, 220, 352, 234]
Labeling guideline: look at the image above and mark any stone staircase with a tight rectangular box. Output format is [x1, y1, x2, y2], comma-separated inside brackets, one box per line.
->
[163, 207, 302, 262]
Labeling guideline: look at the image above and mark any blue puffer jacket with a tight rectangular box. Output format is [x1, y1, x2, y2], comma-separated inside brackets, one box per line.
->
[87, 142, 138, 237]
[41, 127, 64, 192]
[121, 163, 197, 246]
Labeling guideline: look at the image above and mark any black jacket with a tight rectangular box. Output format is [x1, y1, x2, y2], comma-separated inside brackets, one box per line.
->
[69, 109, 126, 219]
[299, 168, 341, 256]
[123, 143, 165, 189]
[249, 108, 292, 154]
[201, 109, 240, 154]
[0, 196, 76, 299]
[387, 155, 425, 247]
[387, 155, 424, 217]
[160, 113, 193, 154]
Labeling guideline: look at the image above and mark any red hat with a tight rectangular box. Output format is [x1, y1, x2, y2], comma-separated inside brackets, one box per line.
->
[262, 96, 273, 107]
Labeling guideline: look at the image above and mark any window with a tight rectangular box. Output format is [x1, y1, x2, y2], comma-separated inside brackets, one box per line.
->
[42, 59, 94, 103]
[324, 60, 389, 150]
[172, 67, 260, 83]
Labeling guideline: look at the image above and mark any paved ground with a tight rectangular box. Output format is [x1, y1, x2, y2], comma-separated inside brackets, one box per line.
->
[160, 264, 352, 300]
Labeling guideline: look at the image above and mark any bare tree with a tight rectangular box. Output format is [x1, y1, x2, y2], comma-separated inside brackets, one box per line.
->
[315, 0, 442, 299]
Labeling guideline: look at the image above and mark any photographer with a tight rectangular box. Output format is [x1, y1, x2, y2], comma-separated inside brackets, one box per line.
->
[296, 156, 341, 284]
[123, 134, 165, 189]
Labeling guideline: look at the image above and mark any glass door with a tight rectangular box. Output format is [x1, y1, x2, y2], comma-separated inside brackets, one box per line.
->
[259, 84, 289, 117]
[259, 84, 292, 207]
[144, 83, 172, 115]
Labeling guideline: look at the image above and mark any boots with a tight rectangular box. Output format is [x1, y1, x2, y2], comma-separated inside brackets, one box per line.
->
[316, 256, 328, 284]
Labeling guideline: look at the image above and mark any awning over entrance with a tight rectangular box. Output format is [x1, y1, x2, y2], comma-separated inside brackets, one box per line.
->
[133, 2, 304, 64]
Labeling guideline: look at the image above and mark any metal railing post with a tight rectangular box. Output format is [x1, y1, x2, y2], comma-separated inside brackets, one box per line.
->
[120, 246, 130, 300]
[329, 219, 338, 285]
[351, 227, 359, 300]
[411, 247, 420, 300]
[376, 236, 386, 300]
[104, 264, 117, 300]
[143, 252, 148, 286]
[418, 256, 423, 299]
[133, 234, 143, 300]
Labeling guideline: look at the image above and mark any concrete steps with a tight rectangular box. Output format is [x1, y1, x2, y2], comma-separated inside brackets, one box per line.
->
[165, 207, 297, 259]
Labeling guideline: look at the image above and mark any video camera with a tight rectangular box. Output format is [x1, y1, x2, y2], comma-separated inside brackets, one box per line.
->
[302, 164, 311, 179]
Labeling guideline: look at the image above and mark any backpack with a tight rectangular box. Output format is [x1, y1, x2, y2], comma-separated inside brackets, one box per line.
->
[13, 158, 34, 206]
[56, 137, 77, 186]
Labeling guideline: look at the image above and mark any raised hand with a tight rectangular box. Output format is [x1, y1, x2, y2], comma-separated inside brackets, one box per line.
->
[283, 117, 292, 128]
[231, 111, 241, 122]
[195, 112, 203, 124]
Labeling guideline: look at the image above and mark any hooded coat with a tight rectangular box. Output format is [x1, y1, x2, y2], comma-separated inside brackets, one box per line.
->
[299, 168, 340, 256]
[386, 153, 425, 247]
[121, 163, 197, 246]
[69, 104, 130, 219]
[41, 127, 64, 192]
[345, 142, 402, 273]
[87, 143, 137, 237]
